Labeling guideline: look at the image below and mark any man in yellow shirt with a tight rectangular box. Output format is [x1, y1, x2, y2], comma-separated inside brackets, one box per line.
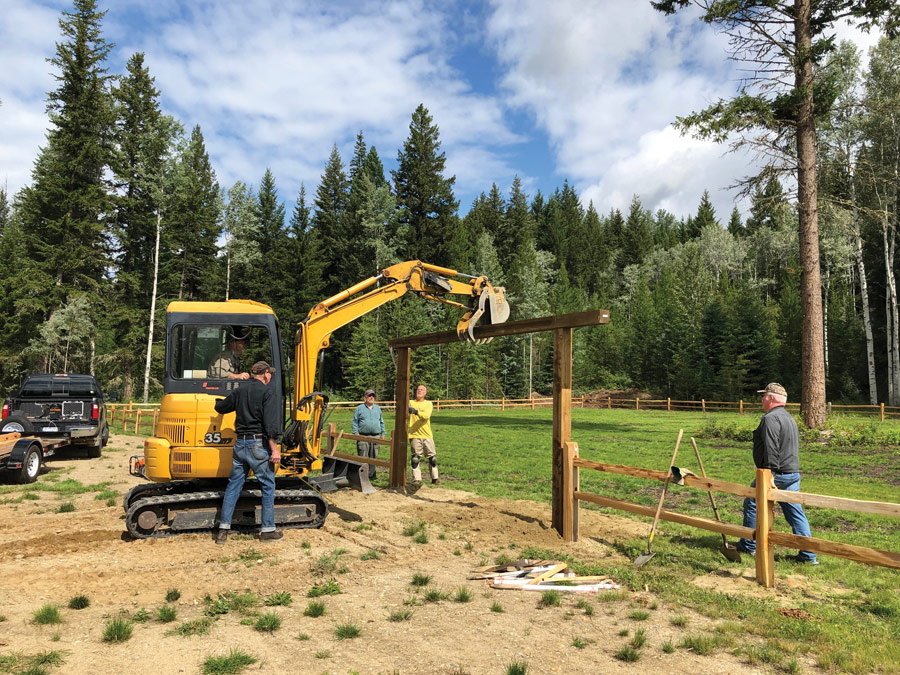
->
[408, 384, 439, 486]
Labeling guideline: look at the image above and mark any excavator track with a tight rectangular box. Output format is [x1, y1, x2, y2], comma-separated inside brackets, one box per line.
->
[125, 488, 328, 539]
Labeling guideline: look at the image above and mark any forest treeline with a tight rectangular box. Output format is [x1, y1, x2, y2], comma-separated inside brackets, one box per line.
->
[1, 1, 900, 406]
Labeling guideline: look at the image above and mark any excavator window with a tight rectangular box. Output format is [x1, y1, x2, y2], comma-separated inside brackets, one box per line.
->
[170, 324, 274, 380]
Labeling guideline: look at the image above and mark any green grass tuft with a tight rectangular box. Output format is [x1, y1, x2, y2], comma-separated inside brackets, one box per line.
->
[334, 622, 361, 640]
[102, 618, 133, 643]
[303, 601, 326, 618]
[413, 531, 429, 544]
[410, 572, 432, 587]
[615, 646, 641, 662]
[506, 661, 528, 675]
[156, 605, 177, 623]
[165, 588, 181, 602]
[68, 595, 90, 610]
[253, 611, 281, 633]
[33, 605, 62, 625]
[388, 608, 413, 622]
[308, 580, 341, 597]
[168, 617, 213, 637]
[201, 648, 257, 675]
[55, 502, 76, 513]
[628, 609, 650, 621]
[537, 590, 561, 608]
[423, 588, 450, 603]
[401, 519, 426, 536]
[264, 592, 292, 606]
[453, 586, 474, 603]
[360, 549, 381, 561]
[662, 641, 675, 654]
[490, 602, 504, 613]
[630, 628, 647, 649]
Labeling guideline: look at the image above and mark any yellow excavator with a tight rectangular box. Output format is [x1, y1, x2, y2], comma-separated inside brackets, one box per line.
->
[123, 261, 509, 538]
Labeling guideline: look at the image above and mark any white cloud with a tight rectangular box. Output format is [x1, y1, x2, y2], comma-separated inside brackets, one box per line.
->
[486, 0, 761, 218]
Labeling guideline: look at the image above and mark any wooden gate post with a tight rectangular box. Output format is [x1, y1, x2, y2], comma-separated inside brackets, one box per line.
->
[390, 347, 412, 489]
[755, 468, 776, 588]
[561, 441, 579, 542]
[552, 327, 573, 536]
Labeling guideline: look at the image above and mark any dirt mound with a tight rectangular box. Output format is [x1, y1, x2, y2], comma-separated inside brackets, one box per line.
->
[0, 435, 809, 674]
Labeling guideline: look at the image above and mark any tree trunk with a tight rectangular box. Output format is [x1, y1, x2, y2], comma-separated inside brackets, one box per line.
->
[89, 336, 95, 376]
[795, 0, 826, 428]
[852, 173, 878, 405]
[823, 268, 829, 377]
[143, 212, 161, 404]
[225, 250, 231, 301]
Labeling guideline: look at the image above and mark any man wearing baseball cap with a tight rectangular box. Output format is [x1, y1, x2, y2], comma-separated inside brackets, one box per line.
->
[736, 383, 817, 565]
[212, 360, 282, 544]
[351, 388, 385, 481]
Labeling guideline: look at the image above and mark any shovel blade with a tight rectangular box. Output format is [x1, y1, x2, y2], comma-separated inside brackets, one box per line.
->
[633, 551, 656, 569]
[721, 543, 742, 563]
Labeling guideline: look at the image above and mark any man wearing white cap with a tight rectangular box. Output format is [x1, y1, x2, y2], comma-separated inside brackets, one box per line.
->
[352, 388, 385, 480]
[737, 383, 817, 565]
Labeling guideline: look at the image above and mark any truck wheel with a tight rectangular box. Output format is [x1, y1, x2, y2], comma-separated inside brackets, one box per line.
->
[87, 441, 102, 459]
[16, 445, 41, 484]
[101, 424, 110, 447]
[1, 414, 34, 436]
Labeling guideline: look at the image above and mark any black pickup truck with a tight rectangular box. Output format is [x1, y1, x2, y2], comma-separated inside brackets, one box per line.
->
[1, 374, 109, 458]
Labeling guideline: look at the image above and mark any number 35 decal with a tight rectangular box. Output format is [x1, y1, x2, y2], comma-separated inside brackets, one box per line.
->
[204, 432, 231, 444]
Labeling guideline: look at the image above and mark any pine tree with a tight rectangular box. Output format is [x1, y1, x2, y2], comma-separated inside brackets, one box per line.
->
[621, 195, 654, 268]
[164, 125, 222, 300]
[289, 184, 326, 316]
[313, 144, 351, 296]
[8, 0, 114, 373]
[727, 206, 744, 236]
[108, 51, 178, 398]
[392, 104, 458, 266]
[0, 186, 9, 239]
[691, 190, 718, 236]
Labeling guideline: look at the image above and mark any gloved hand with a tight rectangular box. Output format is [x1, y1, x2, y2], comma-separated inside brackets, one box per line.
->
[409, 406, 417, 416]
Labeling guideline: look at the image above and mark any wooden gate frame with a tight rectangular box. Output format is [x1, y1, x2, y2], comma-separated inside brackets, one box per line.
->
[386, 309, 610, 537]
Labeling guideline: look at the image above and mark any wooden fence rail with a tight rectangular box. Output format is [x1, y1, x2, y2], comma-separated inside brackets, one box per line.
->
[109, 399, 900, 421]
[564, 442, 900, 587]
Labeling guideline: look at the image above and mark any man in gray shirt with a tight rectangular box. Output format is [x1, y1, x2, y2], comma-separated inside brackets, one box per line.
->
[737, 383, 817, 564]
[352, 388, 385, 480]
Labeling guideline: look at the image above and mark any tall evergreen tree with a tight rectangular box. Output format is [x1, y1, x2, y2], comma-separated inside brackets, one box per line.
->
[0, 186, 9, 239]
[621, 195, 654, 268]
[250, 169, 290, 312]
[164, 125, 222, 300]
[727, 206, 744, 236]
[6, 0, 114, 373]
[313, 144, 351, 296]
[392, 104, 458, 266]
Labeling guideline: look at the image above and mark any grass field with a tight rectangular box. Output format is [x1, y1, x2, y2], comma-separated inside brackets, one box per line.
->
[328, 406, 900, 673]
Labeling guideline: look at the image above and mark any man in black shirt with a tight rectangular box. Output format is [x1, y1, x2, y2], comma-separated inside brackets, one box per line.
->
[737, 383, 817, 564]
[213, 360, 282, 544]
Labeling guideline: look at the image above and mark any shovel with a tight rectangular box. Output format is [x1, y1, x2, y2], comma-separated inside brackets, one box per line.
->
[634, 429, 684, 569]
[690, 437, 741, 562]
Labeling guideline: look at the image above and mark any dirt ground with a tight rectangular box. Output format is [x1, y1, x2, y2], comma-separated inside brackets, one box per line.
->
[0, 436, 816, 674]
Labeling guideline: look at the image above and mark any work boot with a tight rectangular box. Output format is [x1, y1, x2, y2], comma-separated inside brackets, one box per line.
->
[431, 478, 441, 485]
[259, 530, 283, 542]
[213, 528, 228, 545]
[412, 480, 422, 488]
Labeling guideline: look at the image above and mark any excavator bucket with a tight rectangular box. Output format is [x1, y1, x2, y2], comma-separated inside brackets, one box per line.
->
[320, 455, 376, 494]
[457, 282, 511, 342]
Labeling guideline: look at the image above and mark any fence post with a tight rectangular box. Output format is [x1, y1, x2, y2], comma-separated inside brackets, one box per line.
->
[607, 396, 611, 410]
[152, 408, 159, 435]
[562, 441, 579, 542]
[827, 401, 832, 417]
[327, 423, 337, 454]
[436, 398, 440, 412]
[755, 468, 776, 588]
[531, 395, 535, 410]
[635, 397, 639, 411]
[581, 395, 585, 409]
[667, 397, 671, 412]
[881, 402, 885, 422]
[740, 399, 744, 415]
[501, 396, 505, 411]
[135, 408, 142, 434]
[702, 399, 706, 413]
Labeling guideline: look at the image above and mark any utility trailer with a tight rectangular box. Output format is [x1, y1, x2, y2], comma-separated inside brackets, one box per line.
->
[0, 431, 80, 483]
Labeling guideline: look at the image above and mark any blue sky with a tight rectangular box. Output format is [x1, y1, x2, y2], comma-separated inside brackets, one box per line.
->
[0, 0, 881, 223]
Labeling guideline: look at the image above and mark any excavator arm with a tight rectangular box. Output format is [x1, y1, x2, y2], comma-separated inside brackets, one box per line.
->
[282, 261, 509, 472]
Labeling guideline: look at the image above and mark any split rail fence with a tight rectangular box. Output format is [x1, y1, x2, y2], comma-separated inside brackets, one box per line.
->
[560, 440, 900, 587]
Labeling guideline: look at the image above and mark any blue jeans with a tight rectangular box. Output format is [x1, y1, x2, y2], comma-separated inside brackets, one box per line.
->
[738, 472, 816, 562]
[219, 438, 276, 533]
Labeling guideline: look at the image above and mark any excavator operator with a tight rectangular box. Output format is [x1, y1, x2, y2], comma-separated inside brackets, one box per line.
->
[209, 327, 251, 380]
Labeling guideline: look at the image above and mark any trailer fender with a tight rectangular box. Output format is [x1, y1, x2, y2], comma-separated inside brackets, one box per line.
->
[8, 439, 43, 468]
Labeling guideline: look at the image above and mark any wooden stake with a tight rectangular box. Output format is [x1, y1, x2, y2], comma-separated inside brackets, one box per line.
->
[390, 347, 411, 489]
[755, 468, 775, 588]
[551, 327, 573, 536]
[562, 441, 579, 542]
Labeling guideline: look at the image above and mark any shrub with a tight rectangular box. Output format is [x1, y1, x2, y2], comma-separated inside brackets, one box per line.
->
[56, 502, 76, 513]
[68, 595, 90, 610]
[165, 588, 181, 603]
